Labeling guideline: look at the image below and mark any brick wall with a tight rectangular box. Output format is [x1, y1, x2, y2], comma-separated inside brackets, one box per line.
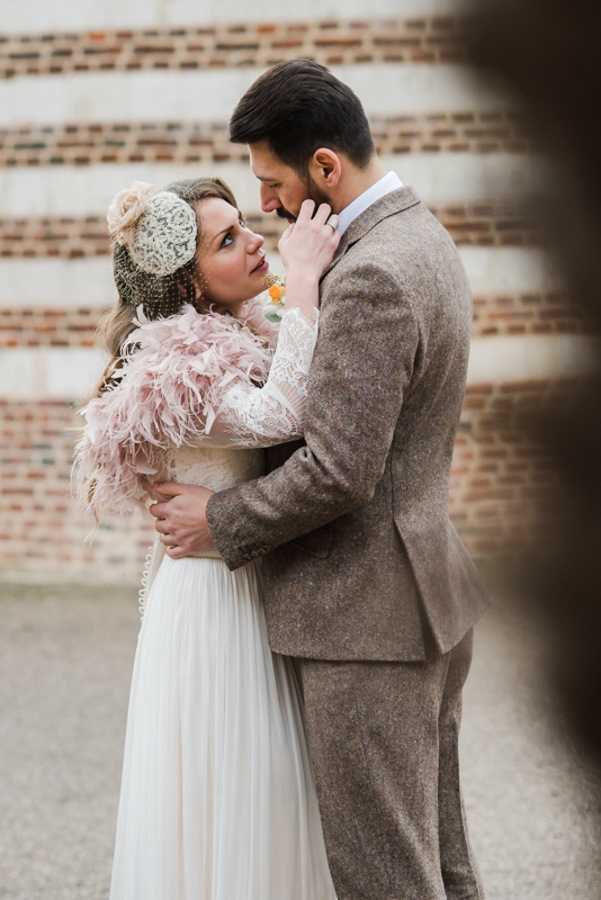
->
[449, 380, 570, 558]
[0, 399, 151, 581]
[0, 7, 591, 582]
[0, 380, 566, 582]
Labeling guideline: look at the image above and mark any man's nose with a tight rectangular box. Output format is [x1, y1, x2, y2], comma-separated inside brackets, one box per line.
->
[260, 184, 279, 213]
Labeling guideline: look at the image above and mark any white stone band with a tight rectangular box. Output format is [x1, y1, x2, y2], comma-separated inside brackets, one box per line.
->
[3, 0, 465, 34]
[0, 155, 542, 219]
[0, 248, 562, 310]
[1, 336, 596, 400]
[0, 64, 507, 129]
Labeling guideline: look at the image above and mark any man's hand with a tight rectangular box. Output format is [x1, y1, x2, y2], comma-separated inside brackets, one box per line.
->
[147, 481, 215, 559]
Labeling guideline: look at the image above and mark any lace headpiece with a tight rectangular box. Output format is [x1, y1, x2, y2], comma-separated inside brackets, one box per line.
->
[107, 181, 198, 277]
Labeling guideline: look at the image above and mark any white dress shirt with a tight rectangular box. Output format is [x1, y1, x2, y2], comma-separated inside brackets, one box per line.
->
[336, 171, 403, 236]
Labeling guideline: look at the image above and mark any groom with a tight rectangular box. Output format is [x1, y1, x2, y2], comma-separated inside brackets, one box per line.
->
[151, 60, 487, 898]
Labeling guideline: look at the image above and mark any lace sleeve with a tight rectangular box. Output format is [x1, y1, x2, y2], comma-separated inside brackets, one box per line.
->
[238, 295, 281, 350]
[203, 307, 318, 448]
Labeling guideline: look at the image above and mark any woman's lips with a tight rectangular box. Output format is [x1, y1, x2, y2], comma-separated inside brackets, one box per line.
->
[251, 258, 269, 275]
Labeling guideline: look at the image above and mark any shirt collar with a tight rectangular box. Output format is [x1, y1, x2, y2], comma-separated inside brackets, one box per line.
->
[336, 171, 404, 236]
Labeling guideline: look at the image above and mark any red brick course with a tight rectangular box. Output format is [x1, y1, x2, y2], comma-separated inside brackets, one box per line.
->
[0, 16, 472, 80]
[472, 291, 593, 338]
[0, 291, 593, 350]
[0, 111, 533, 168]
[0, 203, 541, 262]
[0, 308, 103, 348]
[0, 381, 570, 578]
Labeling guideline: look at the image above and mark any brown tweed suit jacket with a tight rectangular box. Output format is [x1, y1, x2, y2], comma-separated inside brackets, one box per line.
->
[207, 186, 488, 661]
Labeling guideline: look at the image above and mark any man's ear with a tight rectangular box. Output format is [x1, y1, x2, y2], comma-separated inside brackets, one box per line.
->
[309, 148, 342, 189]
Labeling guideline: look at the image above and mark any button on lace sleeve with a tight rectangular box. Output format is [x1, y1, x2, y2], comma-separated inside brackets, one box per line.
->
[211, 308, 318, 447]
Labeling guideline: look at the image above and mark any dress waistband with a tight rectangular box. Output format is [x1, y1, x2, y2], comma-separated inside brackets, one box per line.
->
[194, 550, 223, 560]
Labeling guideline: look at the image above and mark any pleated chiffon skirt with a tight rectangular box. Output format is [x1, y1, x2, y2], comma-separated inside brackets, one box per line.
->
[109, 555, 336, 900]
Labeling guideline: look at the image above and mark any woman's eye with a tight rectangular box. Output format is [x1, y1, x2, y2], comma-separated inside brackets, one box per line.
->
[221, 232, 234, 248]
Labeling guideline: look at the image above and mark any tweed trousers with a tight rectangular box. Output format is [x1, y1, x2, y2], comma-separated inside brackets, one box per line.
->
[289, 631, 484, 900]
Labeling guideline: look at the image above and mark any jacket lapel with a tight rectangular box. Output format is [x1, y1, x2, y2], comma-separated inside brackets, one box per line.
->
[319, 186, 421, 283]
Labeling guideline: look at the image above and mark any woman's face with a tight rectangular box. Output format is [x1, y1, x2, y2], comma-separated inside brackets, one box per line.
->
[196, 197, 270, 308]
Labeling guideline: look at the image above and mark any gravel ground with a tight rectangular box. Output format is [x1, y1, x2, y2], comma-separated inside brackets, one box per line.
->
[1, 582, 600, 900]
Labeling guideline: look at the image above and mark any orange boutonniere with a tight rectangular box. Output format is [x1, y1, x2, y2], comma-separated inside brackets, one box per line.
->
[265, 275, 286, 322]
[267, 275, 286, 303]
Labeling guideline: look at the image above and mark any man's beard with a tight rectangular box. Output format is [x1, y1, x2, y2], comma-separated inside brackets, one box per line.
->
[275, 175, 332, 222]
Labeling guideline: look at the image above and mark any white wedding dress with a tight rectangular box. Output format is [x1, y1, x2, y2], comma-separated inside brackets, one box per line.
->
[108, 309, 337, 900]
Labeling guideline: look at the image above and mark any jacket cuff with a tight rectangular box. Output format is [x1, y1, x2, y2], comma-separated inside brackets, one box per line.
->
[206, 488, 263, 571]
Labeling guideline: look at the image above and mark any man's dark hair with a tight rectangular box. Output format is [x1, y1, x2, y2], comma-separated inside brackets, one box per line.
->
[229, 59, 375, 172]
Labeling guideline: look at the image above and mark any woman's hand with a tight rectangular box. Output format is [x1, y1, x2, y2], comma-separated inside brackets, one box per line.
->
[278, 200, 341, 282]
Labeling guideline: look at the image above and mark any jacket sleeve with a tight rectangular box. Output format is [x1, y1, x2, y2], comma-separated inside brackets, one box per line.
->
[207, 262, 419, 569]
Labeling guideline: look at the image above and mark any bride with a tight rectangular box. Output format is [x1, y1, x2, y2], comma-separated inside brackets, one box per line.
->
[73, 177, 339, 899]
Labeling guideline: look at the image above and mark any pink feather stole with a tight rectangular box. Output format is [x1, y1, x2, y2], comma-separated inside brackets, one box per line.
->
[72, 303, 273, 517]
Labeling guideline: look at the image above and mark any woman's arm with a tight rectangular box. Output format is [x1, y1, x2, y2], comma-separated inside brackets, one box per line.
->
[73, 202, 338, 515]
[199, 200, 339, 447]
[202, 305, 319, 448]
[236, 295, 280, 350]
